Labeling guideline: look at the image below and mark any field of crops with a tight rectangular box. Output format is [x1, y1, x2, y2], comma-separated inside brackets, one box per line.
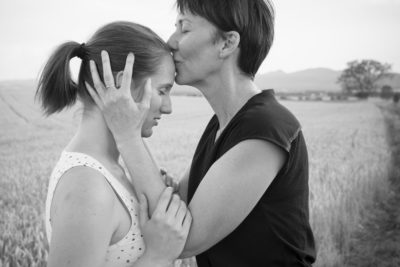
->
[0, 80, 392, 266]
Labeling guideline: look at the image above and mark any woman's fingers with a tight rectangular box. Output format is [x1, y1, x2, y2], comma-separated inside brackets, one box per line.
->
[121, 53, 135, 93]
[89, 60, 106, 98]
[85, 82, 104, 109]
[101, 50, 116, 90]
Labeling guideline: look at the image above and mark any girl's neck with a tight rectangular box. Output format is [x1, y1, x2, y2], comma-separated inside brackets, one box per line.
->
[65, 107, 120, 164]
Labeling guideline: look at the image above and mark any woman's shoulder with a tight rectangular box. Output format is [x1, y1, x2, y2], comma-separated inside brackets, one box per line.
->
[226, 92, 302, 152]
[243, 91, 300, 127]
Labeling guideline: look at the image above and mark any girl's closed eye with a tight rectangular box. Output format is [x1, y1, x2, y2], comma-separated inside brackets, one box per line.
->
[158, 89, 167, 96]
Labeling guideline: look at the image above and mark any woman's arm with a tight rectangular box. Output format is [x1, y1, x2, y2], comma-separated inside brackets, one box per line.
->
[114, 137, 285, 258]
[180, 139, 285, 257]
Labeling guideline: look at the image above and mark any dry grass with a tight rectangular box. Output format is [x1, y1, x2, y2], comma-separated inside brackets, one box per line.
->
[0, 81, 392, 266]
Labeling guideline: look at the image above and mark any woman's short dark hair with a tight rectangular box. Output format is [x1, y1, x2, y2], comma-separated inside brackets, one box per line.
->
[36, 21, 170, 115]
[176, 0, 274, 79]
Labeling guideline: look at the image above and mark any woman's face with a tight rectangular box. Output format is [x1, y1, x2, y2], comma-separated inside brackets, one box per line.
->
[167, 11, 222, 87]
[132, 55, 175, 138]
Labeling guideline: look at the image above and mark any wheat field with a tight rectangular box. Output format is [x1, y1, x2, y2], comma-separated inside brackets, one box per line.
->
[0, 80, 392, 266]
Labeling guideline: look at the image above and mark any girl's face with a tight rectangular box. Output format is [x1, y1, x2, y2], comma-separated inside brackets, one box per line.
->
[167, 11, 222, 87]
[132, 55, 175, 138]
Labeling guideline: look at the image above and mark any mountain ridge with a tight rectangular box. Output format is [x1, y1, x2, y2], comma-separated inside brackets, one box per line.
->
[2, 68, 399, 95]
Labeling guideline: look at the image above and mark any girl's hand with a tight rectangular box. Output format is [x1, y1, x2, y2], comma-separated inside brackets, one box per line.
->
[85, 51, 151, 142]
[161, 168, 180, 193]
[138, 187, 192, 265]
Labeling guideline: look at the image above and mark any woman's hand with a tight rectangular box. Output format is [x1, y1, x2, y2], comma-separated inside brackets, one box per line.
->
[138, 187, 192, 265]
[85, 51, 151, 143]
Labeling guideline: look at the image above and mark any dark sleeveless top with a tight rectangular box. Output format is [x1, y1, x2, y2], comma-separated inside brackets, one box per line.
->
[188, 90, 316, 266]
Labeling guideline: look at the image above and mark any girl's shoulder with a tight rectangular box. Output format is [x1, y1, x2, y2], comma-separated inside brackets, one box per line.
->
[51, 166, 117, 220]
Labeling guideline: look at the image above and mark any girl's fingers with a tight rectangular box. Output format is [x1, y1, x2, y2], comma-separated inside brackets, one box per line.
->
[121, 53, 135, 93]
[85, 82, 104, 109]
[89, 60, 106, 98]
[139, 194, 149, 227]
[101, 50, 116, 90]
[166, 194, 181, 217]
[175, 200, 187, 224]
[140, 79, 153, 109]
[182, 211, 192, 235]
[153, 187, 173, 216]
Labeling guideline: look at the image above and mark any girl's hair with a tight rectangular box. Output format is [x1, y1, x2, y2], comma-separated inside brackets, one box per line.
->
[36, 21, 170, 115]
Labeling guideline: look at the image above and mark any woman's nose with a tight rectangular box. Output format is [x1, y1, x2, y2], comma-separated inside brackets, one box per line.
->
[167, 32, 178, 51]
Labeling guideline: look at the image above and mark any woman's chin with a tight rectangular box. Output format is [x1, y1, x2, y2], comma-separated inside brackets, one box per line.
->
[175, 73, 188, 85]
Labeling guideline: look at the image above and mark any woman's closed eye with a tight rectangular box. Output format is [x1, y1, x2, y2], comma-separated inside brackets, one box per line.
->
[180, 23, 190, 33]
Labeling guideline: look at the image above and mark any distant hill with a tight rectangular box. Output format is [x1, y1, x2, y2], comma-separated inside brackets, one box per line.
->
[254, 68, 400, 93]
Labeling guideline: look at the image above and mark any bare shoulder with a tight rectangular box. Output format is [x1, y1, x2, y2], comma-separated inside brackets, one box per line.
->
[51, 166, 116, 222]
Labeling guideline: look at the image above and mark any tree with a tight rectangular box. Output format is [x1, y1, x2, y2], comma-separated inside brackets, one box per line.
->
[380, 85, 394, 99]
[394, 93, 400, 104]
[337, 60, 393, 96]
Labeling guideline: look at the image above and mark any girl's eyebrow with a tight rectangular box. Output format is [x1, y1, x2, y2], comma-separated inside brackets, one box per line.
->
[157, 83, 173, 90]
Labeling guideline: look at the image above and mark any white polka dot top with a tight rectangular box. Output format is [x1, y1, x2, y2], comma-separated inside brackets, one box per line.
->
[45, 151, 145, 266]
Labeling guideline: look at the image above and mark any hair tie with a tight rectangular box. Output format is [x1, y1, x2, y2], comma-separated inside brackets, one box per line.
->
[76, 43, 87, 59]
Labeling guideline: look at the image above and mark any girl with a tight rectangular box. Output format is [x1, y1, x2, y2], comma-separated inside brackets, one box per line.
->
[37, 21, 191, 267]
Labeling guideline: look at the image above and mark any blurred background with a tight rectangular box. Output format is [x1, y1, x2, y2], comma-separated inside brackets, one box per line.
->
[1, 1, 400, 266]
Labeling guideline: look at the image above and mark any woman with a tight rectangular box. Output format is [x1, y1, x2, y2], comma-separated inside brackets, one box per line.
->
[87, 0, 316, 266]
[37, 21, 191, 267]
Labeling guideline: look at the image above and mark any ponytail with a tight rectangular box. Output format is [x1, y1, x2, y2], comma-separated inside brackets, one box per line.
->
[36, 41, 86, 115]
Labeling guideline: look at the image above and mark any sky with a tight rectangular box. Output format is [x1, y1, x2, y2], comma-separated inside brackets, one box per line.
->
[0, 0, 399, 81]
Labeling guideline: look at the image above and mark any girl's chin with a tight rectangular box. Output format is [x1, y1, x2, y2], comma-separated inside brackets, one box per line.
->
[141, 128, 153, 138]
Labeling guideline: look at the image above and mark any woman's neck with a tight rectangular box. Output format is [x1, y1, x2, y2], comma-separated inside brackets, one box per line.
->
[65, 107, 120, 164]
[197, 72, 261, 131]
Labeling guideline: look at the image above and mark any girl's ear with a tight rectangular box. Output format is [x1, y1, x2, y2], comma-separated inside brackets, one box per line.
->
[115, 70, 142, 101]
[115, 71, 124, 88]
[219, 31, 240, 58]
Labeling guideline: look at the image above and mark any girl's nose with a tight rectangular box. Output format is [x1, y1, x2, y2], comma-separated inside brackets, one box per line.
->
[161, 96, 172, 114]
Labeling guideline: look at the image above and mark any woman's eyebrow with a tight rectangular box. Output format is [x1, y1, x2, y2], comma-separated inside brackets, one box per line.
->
[175, 18, 191, 27]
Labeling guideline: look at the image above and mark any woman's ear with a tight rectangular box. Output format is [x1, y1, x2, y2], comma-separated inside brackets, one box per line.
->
[219, 31, 240, 58]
